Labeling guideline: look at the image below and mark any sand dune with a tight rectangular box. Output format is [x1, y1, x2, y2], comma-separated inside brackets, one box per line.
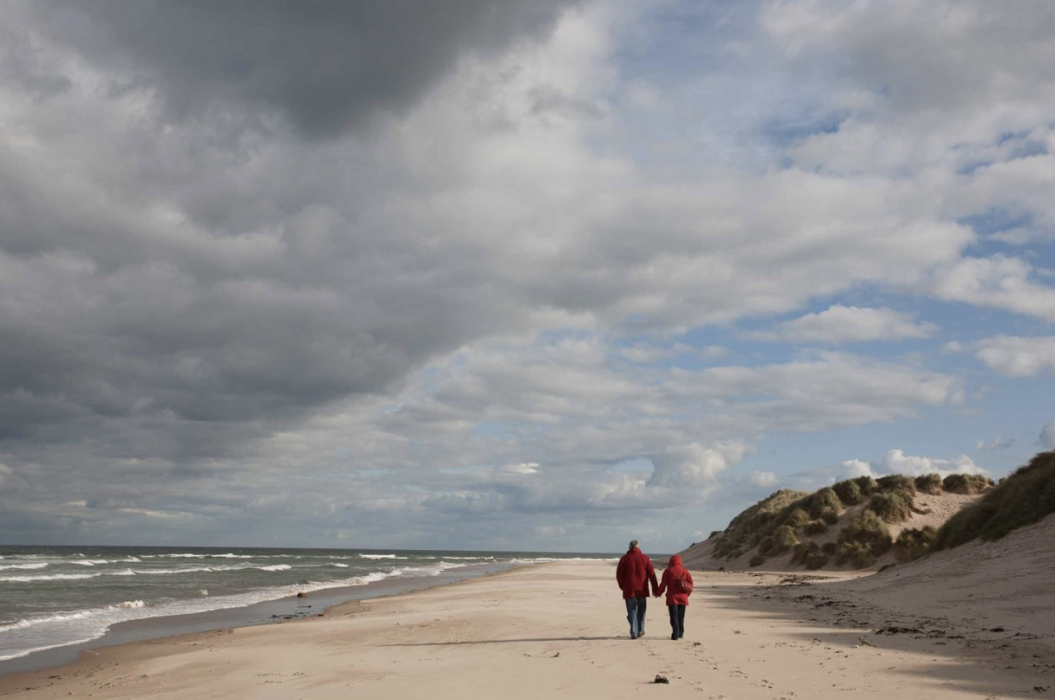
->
[680, 479, 986, 572]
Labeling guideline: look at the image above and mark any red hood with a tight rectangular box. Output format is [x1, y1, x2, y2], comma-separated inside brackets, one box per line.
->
[668, 555, 682, 568]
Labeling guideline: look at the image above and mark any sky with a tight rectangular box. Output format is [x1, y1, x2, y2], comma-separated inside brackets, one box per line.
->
[1, 0, 1054, 553]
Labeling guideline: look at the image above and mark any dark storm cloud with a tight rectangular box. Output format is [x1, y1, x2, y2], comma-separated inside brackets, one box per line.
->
[0, 0, 579, 471]
[25, 0, 577, 138]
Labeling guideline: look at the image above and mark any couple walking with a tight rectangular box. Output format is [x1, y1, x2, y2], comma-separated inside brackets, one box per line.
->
[616, 540, 694, 640]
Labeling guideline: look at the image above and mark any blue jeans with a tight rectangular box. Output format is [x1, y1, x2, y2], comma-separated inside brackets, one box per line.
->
[668, 604, 686, 639]
[625, 597, 648, 637]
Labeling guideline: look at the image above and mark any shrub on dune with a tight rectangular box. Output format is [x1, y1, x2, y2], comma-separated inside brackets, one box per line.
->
[941, 473, 994, 495]
[783, 508, 811, 529]
[835, 511, 892, 568]
[819, 507, 840, 525]
[803, 519, 828, 536]
[876, 475, 916, 494]
[867, 490, 914, 523]
[853, 476, 879, 496]
[749, 554, 766, 567]
[914, 473, 943, 495]
[832, 479, 863, 505]
[809, 488, 842, 519]
[761, 525, 799, 556]
[894, 526, 936, 562]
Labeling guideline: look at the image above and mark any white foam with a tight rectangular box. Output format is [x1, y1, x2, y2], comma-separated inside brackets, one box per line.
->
[330, 563, 349, 568]
[69, 560, 109, 567]
[256, 564, 291, 572]
[0, 563, 48, 571]
[357, 554, 406, 560]
[118, 600, 146, 609]
[154, 553, 256, 559]
[0, 572, 100, 583]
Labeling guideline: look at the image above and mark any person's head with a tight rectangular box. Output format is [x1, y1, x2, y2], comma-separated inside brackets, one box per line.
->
[628, 539, 639, 551]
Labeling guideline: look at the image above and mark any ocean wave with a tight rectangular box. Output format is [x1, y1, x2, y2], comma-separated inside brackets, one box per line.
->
[132, 565, 253, 576]
[330, 563, 349, 568]
[145, 553, 256, 559]
[357, 554, 406, 560]
[69, 559, 109, 566]
[0, 572, 101, 583]
[437, 556, 496, 561]
[0, 563, 49, 571]
[256, 564, 291, 572]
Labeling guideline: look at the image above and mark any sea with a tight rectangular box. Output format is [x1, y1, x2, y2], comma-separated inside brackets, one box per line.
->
[0, 545, 613, 673]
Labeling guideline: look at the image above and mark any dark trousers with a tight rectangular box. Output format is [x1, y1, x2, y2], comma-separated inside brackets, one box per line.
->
[625, 597, 648, 637]
[668, 604, 686, 639]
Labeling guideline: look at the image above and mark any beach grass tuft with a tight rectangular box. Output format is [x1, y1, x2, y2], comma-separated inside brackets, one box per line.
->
[914, 473, 944, 494]
[836, 510, 892, 567]
[867, 490, 914, 523]
[894, 526, 936, 562]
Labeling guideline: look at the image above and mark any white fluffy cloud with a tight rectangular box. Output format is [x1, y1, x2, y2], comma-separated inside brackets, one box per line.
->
[748, 305, 936, 344]
[843, 449, 985, 479]
[970, 336, 1055, 377]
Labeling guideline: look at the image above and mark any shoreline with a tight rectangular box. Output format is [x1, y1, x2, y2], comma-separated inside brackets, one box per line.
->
[3, 560, 1051, 699]
[0, 559, 522, 678]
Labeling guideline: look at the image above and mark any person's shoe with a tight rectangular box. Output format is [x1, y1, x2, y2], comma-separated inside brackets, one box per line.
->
[637, 632, 645, 638]
[630, 633, 637, 639]
[671, 634, 678, 640]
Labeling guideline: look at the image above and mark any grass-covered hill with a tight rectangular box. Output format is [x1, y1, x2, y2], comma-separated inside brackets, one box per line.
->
[931, 450, 1055, 551]
[679, 472, 993, 571]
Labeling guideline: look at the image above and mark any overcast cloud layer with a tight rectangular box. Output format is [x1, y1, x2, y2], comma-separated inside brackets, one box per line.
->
[1, 0, 1054, 551]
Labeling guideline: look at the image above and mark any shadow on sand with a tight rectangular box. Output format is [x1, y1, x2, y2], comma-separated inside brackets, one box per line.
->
[701, 574, 1053, 699]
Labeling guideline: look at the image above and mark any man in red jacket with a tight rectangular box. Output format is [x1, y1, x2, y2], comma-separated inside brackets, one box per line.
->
[615, 539, 659, 639]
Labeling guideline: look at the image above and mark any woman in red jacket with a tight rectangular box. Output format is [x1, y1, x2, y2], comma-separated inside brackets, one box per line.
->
[656, 554, 693, 640]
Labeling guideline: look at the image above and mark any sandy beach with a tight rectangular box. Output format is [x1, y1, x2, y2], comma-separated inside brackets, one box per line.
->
[2, 559, 1052, 699]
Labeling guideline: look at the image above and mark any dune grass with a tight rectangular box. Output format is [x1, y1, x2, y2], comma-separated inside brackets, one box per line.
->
[835, 510, 892, 567]
[809, 488, 842, 518]
[867, 490, 914, 523]
[942, 473, 994, 495]
[932, 451, 1055, 550]
[783, 508, 811, 529]
[894, 526, 936, 562]
[832, 479, 863, 505]
[803, 519, 828, 536]
[914, 473, 944, 495]
[876, 474, 916, 494]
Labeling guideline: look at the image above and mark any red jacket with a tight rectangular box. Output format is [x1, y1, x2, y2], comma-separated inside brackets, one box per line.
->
[616, 547, 659, 599]
[657, 555, 693, 606]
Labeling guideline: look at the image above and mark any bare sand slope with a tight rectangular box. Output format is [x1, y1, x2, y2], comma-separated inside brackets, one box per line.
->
[2, 560, 1051, 699]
